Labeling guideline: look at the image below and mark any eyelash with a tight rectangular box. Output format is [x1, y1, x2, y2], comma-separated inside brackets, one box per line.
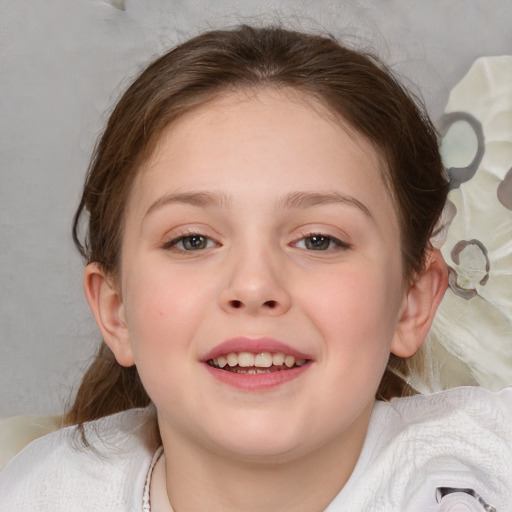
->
[292, 233, 351, 251]
[161, 231, 351, 253]
[161, 232, 218, 252]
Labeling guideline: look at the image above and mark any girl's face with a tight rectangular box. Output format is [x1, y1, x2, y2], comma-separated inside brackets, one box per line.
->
[111, 89, 409, 460]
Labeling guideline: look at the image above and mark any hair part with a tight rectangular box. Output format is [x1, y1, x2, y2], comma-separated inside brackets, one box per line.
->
[67, 24, 448, 426]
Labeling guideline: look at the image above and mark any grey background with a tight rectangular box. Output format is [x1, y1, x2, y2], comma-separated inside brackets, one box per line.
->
[1, 0, 511, 419]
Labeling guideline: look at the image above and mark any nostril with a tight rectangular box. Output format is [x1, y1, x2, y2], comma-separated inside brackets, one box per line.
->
[226, 299, 279, 310]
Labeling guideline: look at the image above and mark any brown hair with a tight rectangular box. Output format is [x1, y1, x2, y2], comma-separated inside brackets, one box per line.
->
[66, 25, 448, 426]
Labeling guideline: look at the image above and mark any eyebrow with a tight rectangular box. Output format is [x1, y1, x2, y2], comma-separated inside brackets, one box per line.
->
[278, 191, 373, 218]
[144, 191, 230, 218]
[144, 190, 372, 219]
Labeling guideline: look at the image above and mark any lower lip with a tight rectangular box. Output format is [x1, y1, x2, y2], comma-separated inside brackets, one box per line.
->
[203, 363, 310, 391]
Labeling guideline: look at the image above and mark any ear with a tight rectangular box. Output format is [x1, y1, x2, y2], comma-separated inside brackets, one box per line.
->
[83, 263, 135, 367]
[391, 249, 448, 358]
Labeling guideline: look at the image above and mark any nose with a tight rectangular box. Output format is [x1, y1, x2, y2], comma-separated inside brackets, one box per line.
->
[219, 246, 292, 316]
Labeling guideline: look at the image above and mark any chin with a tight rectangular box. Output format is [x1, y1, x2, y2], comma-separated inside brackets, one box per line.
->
[205, 422, 307, 462]
[221, 441, 305, 464]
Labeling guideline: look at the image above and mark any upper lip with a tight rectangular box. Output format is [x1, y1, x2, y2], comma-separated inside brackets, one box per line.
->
[201, 337, 312, 362]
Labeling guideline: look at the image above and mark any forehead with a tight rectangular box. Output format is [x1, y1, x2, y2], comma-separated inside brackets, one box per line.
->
[147, 89, 384, 176]
[129, 88, 395, 222]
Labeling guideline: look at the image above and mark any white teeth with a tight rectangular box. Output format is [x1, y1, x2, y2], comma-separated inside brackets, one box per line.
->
[238, 352, 255, 367]
[254, 352, 272, 368]
[232, 368, 273, 374]
[211, 352, 307, 370]
[284, 355, 296, 368]
[272, 353, 285, 366]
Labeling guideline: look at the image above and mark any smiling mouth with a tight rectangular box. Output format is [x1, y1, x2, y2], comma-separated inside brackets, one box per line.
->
[207, 352, 308, 374]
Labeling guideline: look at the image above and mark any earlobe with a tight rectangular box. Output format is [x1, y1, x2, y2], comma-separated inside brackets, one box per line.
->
[391, 249, 448, 358]
[83, 263, 135, 367]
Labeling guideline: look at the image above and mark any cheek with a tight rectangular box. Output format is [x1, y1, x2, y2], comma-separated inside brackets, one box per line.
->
[306, 261, 403, 364]
[122, 261, 212, 365]
[121, 269, 205, 409]
[126, 255, 208, 317]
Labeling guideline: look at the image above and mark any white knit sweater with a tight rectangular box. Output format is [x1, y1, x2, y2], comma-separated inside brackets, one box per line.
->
[1, 387, 511, 511]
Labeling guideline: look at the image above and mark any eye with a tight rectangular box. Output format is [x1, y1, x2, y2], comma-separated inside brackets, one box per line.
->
[164, 234, 217, 251]
[293, 234, 349, 251]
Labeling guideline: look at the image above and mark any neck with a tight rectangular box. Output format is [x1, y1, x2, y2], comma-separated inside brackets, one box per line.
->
[157, 404, 373, 512]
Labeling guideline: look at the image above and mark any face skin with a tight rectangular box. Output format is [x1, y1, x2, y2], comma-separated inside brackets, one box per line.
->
[85, 88, 447, 511]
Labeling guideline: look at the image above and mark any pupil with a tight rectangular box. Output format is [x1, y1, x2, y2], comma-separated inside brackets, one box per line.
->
[185, 235, 206, 250]
[307, 235, 329, 250]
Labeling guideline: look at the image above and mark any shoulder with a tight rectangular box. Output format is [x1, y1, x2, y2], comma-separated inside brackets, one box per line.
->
[0, 407, 158, 512]
[329, 387, 512, 511]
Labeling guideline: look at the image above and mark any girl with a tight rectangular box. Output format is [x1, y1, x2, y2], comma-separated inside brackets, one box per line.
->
[1, 25, 511, 511]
